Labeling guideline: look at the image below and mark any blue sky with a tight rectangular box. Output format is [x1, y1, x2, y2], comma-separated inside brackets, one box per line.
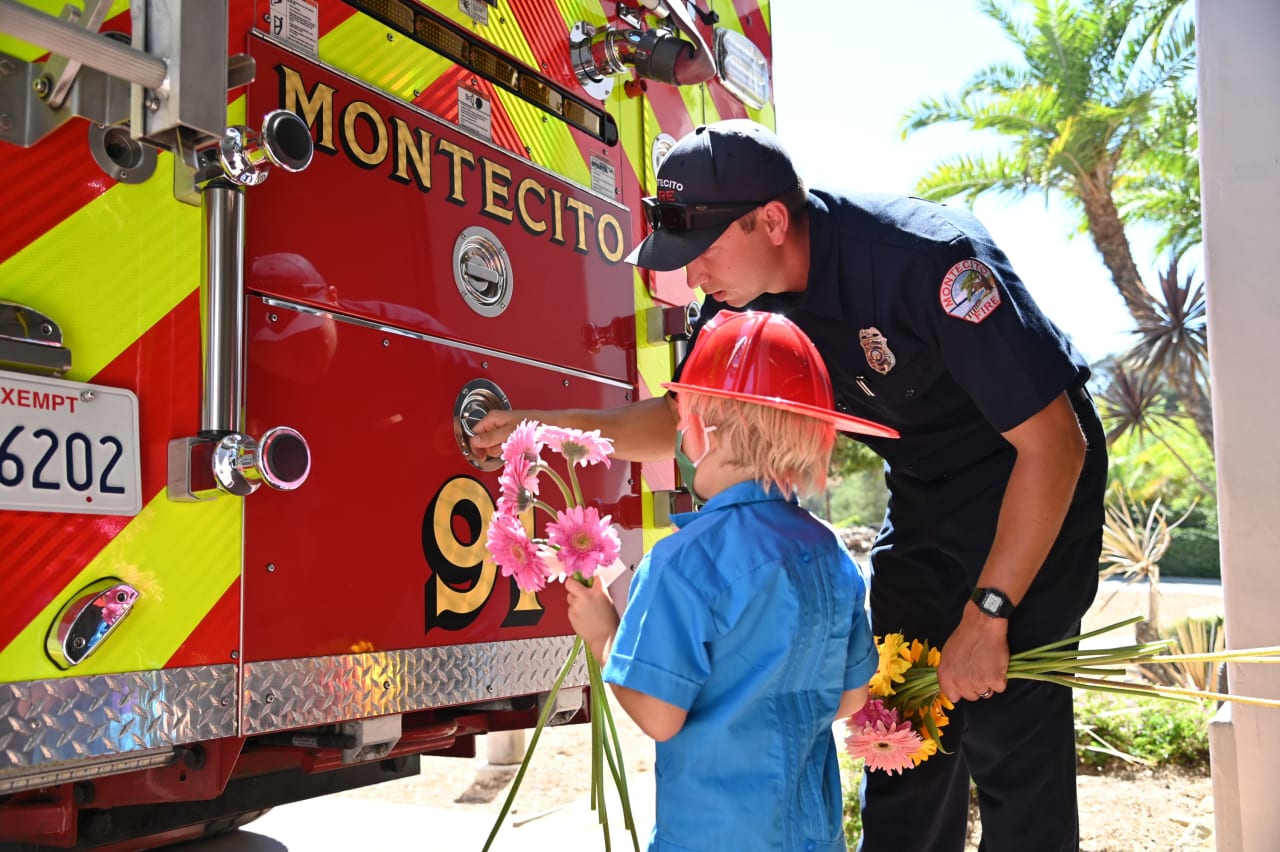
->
[770, 0, 1147, 362]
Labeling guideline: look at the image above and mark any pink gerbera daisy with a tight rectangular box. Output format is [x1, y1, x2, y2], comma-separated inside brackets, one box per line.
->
[486, 512, 549, 592]
[502, 419, 545, 465]
[540, 426, 613, 468]
[498, 452, 539, 511]
[546, 504, 620, 579]
[844, 718, 923, 776]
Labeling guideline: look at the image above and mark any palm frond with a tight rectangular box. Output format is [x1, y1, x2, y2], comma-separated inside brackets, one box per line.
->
[911, 153, 1043, 206]
[1096, 361, 1171, 444]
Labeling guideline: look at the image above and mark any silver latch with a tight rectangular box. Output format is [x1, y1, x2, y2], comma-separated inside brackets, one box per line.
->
[453, 378, 511, 471]
[453, 226, 513, 317]
[45, 578, 139, 669]
[0, 301, 71, 376]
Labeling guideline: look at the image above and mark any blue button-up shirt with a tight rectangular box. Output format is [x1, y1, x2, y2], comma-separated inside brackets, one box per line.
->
[604, 481, 878, 851]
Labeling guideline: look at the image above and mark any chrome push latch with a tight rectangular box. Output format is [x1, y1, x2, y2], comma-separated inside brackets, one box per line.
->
[45, 578, 139, 669]
[0, 302, 71, 377]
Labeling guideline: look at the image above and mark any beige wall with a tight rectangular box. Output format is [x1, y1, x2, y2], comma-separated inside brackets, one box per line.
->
[1197, 0, 1280, 847]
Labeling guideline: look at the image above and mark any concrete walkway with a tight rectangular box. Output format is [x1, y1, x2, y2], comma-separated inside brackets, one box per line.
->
[181, 777, 656, 851]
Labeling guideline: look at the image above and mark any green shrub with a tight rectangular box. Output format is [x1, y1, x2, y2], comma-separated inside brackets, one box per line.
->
[1074, 691, 1212, 769]
[1160, 527, 1221, 579]
[839, 752, 864, 843]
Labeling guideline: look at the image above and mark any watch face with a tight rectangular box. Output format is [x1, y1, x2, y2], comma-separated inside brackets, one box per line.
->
[980, 591, 1001, 613]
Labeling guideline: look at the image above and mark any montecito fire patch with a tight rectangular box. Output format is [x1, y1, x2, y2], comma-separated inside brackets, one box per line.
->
[940, 258, 1002, 323]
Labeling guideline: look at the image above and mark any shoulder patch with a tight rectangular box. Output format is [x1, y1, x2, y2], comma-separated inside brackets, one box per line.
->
[940, 259, 1001, 323]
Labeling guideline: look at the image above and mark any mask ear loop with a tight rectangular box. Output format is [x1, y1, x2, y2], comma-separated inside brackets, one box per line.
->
[692, 424, 718, 466]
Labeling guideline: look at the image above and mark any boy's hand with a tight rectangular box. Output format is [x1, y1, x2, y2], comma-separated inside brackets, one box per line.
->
[565, 577, 620, 665]
[468, 408, 536, 462]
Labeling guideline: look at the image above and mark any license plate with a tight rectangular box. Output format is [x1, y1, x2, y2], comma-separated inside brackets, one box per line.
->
[0, 370, 142, 516]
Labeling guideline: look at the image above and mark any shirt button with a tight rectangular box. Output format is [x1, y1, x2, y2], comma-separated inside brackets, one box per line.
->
[905, 388, 916, 398]
[805, 842, 816, 852]
[836, 401, 848, 411]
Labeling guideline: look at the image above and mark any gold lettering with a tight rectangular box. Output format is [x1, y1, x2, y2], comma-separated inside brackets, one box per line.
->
[549, 188, 565, 245]
[517, 178, 547, 234]
[436, 138, 477, 205]
[278, 64, 335, 152]
[390, 117, 432, 190]
[597, 213, 625, 264]
[564, 196, 595, 254]
[480, 158, 515, 223]
[342, 101, 389, 167]
[428, 478, 497, 619]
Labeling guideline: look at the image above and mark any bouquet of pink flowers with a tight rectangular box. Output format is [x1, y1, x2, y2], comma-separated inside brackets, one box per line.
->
[845, 616, 1280, 775]
[482, 420, 639, 852]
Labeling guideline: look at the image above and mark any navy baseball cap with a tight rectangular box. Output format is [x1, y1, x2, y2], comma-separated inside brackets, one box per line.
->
[626, 119, 801, 272]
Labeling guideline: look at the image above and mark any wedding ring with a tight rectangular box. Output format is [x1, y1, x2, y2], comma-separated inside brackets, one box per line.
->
[979, 689, 993, 699]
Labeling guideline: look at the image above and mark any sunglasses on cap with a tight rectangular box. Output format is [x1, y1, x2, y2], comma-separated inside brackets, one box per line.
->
[641, 197, 765, 234]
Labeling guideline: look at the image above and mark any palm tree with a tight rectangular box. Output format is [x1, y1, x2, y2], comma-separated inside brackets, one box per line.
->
[901, 0, 1196, 329]
[1123, 257, 1211, 444]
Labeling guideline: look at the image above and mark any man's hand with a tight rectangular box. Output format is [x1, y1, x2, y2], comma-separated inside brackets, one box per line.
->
[565, 576, 620, 666]
[936, 604, 1010, 703]
[468, 408, 538, 462]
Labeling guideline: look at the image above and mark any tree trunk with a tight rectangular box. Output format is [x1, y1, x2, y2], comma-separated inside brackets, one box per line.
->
[1079, 180, 1217, 447]
[1079, 184, 1161, 325]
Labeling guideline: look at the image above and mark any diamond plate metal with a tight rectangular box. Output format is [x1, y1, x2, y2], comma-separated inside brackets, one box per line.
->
[242, 636, 587, 734]
[0, 665, 238, 781]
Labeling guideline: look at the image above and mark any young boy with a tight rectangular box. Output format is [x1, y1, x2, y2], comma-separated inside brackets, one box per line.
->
[566, 310, 897, 851]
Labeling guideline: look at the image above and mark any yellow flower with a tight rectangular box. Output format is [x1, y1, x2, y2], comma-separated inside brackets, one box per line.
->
[870, 633, 913, 696]
[906, 637, 942, 668]
[908, 733, 938, 766]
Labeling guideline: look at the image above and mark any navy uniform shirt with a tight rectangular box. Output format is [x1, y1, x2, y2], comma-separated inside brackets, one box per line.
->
[676, 190, 1105, 534]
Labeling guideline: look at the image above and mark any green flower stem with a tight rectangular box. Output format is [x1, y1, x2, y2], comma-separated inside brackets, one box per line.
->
[590, 667, 613, 851]
[1152, 650, 1280, 664]
[588, 654, 641, 851]
[1058, 674, 1280, 708]
[533, 499, 564, 520]
[1008, 617, 1150, 658]
[1011, 671, 1197, 702]
[567, 461, 585, 508]
[483, 637, 584, 852]
[602, 705, 641, 848]
[534, 463, 574, 508]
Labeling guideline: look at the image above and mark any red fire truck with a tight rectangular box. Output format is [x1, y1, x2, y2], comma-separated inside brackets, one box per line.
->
[0, 0, 773, 847]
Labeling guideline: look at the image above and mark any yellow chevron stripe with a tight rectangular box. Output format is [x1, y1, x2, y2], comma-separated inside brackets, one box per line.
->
[0, 87, 251, 682]
[0, 491, 241, 682]
[320, 13, 456, 98]
[1, 94, 248, 383]
[1, 154, 198, 382]
[0, 0, 130, 60]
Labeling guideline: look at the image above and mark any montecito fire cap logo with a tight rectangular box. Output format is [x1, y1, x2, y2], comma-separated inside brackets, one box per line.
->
[939, 258, 1002, 323]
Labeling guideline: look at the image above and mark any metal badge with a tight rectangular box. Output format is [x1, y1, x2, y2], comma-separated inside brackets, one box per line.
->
[859, 327, 896, 375]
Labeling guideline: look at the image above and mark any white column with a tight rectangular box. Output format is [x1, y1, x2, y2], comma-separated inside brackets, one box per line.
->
[1197, 1, 1280, 848]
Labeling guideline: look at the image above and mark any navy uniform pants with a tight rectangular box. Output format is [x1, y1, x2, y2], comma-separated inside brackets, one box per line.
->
[858, 439, 1104, 852]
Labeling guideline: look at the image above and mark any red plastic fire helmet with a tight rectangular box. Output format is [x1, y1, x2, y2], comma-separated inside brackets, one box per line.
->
[662, 311, 899, 438]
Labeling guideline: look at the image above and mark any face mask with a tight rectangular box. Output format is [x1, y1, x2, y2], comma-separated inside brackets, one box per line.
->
[674, 422, 716, 506]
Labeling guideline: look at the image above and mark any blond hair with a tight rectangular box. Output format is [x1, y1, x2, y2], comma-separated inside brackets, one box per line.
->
[679, 392, 834, 500]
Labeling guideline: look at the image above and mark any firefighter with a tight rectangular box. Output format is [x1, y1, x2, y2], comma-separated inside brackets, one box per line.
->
[471, 119, 1107, 852]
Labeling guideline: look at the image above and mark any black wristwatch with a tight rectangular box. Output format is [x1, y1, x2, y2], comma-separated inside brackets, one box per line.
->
[971, 587, 1015, 619]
